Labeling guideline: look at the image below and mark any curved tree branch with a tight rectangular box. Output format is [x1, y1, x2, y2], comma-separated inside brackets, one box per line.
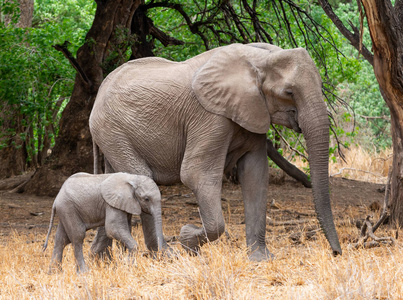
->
[52, 41, 92, 88]
[266, 139, 312, 188]
[317, 0, 374, 66]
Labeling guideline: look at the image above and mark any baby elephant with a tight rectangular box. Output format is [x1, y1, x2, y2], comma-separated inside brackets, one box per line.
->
[43, 172, 165, 273]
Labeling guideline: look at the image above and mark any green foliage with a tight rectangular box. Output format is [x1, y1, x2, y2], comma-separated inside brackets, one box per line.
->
[148, 2, 225, 60]
[0, 0, 390, 173]
[333, 3, 391, 149]
[0, 0, 95, 165]
[147, 0, 387, 159]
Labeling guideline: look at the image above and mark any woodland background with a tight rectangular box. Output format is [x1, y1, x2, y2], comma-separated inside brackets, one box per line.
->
[0, 0, 393, 178]
[1, 1, 403, 299]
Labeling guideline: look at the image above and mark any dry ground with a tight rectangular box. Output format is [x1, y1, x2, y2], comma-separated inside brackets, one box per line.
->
[0, 172, 387, 240]
[1, 168, 401, 299]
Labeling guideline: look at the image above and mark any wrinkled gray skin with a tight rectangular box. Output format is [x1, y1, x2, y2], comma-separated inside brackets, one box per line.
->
[43, 172, 164, 273]
[89, 43, 342, 260]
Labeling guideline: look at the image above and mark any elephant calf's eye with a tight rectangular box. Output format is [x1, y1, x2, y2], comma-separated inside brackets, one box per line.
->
[144, 197, 150, 202]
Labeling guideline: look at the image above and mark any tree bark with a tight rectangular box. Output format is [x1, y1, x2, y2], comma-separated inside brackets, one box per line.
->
[318, 0, 374, 65]
[3, 0, 33, 27]
[0, 108, 27, 178]
[360, 1, 403, 225]
[24, 0, 140, 196]
[0, 0, 33, 179]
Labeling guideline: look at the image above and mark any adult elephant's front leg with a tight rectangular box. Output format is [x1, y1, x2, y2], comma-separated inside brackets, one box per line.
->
[179, 123, 231, 253]
[179, 177, 226, 253]
[237, 135, 273, 261]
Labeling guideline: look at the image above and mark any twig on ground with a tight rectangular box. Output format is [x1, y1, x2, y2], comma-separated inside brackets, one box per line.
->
[349, 170, 395, 249]
[266, 218, 314, 226]
[330, 167, 384, 178]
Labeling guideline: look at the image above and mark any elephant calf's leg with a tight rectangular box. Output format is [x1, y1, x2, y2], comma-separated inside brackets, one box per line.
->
[105, 209, 139, 253]
[49, 224, 70, 273]
[73, 241, 87, 273]
[89, 227, 113, 260]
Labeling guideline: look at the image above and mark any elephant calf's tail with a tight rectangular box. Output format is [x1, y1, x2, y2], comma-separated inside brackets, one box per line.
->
[43, 205, 56, 252]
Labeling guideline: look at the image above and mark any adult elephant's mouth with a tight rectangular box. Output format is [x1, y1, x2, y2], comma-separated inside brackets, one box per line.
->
[271, 110, 301, 133]
[289, 115, 301, 133]
[287, 109, 301, 133]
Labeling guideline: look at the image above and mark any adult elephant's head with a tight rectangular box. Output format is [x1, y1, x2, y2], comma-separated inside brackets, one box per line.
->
[192, 43, 342, 255]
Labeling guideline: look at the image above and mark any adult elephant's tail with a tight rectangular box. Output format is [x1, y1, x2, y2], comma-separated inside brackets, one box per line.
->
[93, 141, 100, 174]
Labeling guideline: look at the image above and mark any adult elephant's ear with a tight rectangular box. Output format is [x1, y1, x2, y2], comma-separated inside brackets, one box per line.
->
[101, 173, 141, 215]
[192, 44, 271, 134]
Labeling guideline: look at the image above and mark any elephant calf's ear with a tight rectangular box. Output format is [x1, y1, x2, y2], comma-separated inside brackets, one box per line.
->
[101, 174, 142, 215]
[192, 44, 271, 134]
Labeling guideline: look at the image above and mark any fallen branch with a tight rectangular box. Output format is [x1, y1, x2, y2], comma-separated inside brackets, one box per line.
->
[349, 215, 395, 249]
[266, 139, 312, 188]
[266, 218, 315, 227]
[330, 167, 384, 178]
[0, 172, 34, 191]
[349, 171, 395, 250]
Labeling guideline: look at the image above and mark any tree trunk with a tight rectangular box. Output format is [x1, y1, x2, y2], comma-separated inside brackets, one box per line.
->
[3, 0, 33, 27]
[24, 0, 140, 196]
[0, 0, 33, 179]
[0, 107, 27, 178]
[360, 1, 403, 224]
[16, 0, 33, 27]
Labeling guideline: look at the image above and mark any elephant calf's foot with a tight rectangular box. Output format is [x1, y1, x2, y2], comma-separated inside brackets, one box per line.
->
[179, 224, 206, 255]
[76, 265, 89, 274]
[248, 247, 275, 262]
[47, 264, 62, 275]
[88, 246, 113, 262]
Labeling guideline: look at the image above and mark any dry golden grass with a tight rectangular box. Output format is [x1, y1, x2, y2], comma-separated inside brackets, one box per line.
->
[329, 146, 392, 184]
[293, 145, 393, 184]
[1, 220, 402, 300]
[0, 146, 398, 299]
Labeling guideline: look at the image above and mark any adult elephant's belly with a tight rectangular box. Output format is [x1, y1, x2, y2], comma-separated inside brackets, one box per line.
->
[125, 133, 185, 186]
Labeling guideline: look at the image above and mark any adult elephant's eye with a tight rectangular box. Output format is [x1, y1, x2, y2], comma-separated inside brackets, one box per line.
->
[144, 197, 150, 202]
[284, 89, 293, 96]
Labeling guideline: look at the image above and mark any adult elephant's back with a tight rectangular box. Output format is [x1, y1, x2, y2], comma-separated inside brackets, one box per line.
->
[89, 56, 214, 184]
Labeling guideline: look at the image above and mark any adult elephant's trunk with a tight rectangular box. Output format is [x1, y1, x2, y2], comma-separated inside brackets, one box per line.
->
[298, 100, 342, 255]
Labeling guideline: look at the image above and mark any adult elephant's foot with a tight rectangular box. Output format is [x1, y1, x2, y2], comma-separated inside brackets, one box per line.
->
[156, 244, 178, 260]
[248, 247, 275, 262]
[179, 224, 206, 254]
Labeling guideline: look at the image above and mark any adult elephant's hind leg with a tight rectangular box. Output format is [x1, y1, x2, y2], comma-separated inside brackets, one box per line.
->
[237, 135, 273, 261]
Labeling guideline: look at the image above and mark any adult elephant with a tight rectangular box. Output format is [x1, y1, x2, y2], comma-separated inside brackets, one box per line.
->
[89, 43, 342, 261]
